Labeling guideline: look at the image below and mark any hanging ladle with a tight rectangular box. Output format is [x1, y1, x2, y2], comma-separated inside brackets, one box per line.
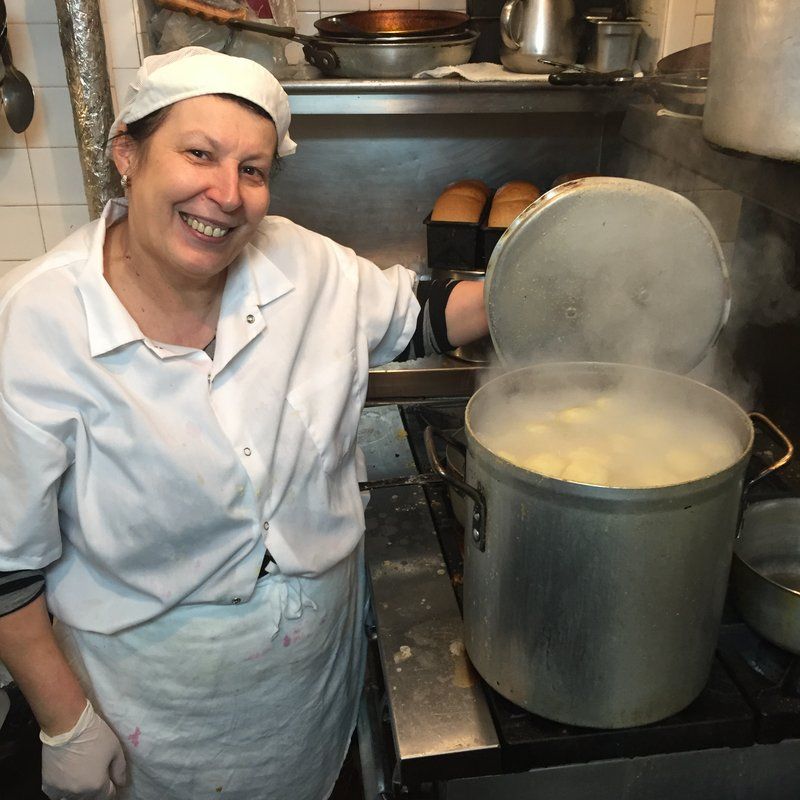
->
[0, 5, 35, 134]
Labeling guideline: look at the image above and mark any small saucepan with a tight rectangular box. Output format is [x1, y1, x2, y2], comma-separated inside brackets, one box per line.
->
[732, 497, 800, 655]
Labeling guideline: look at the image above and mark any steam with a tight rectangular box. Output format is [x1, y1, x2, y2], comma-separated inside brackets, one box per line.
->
[470, 363, 746, 488]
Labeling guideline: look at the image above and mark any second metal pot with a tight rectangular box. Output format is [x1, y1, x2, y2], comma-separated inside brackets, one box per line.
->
[703, 0, 800, 160]
[301, 30, 480, 79]
[732, 499, 800, 656]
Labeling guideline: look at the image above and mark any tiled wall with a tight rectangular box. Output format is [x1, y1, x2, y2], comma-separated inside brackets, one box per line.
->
[0, 0, 145, 275]
[632, 0, 714, 71]
[662, 0, 715, 56]
[1, 0, 710, 268]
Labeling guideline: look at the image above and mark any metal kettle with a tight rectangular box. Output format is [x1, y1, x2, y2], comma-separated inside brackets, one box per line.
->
[499, 0, 577, 74]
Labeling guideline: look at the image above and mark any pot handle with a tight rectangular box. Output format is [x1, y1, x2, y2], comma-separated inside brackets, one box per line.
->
[423, 426, 488, 552]
[499, 0, 522, 51]
[746, 412, 793, 491]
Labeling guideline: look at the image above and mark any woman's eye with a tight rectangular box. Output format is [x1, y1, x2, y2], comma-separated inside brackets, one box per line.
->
[188, 149, 208, 159]
[241, 165, 265, 180]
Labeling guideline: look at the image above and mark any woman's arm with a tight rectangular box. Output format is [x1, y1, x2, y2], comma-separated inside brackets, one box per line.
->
[445, 280, 489, 347]
[0, 595, 86, 735]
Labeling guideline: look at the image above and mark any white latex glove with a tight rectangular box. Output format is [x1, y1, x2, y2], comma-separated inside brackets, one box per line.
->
[40, 699, 127, 799]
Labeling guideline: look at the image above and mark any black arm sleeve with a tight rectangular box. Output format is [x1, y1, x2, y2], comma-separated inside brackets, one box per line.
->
[0, 570, 45, 618]
[396, 279, 459, 362]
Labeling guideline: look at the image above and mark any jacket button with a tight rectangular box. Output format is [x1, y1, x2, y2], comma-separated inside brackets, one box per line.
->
[263, 521, 270, 531]
[246, 314, 255, 324]
[243, 447, 252, 456]
[232, 597, 242, 605]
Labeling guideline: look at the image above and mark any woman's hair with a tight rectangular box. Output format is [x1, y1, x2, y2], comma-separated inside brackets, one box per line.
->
[110, 94, 281, 175]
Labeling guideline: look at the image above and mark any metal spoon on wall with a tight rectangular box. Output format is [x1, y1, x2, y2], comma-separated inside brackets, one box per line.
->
[0, 1, 35, 134]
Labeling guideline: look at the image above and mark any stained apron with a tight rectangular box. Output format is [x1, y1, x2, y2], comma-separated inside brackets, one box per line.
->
[54, 544, 367, 800]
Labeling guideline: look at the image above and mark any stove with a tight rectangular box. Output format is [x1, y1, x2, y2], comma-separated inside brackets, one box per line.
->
[357, 401, 800, 800]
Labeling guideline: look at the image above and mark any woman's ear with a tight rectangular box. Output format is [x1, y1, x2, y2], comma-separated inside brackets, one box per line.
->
[110, 127, 136, 180]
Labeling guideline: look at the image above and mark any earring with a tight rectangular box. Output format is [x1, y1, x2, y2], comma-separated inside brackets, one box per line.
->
[121, 174, 129, 190]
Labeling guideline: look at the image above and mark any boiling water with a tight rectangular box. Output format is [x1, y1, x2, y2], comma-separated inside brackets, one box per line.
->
[473, 386, 743, 488]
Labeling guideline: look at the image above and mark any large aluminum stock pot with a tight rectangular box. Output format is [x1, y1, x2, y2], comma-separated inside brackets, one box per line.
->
[422, 178, 793, 728]
[425, 362, 790, 728]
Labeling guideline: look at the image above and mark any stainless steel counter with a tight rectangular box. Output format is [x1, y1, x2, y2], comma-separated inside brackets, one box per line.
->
[367, 356, 491, 401]
[358, 406, 499, 787]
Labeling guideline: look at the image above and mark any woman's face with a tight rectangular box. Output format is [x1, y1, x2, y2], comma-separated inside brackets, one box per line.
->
[115, 95, 278, 284]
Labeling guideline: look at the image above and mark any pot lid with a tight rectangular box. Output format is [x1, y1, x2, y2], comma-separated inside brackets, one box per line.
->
[484, 177, 730, 374]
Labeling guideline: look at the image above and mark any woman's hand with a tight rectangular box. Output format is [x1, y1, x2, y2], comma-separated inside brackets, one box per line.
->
[444, 281, 489, 348]
[41, 699, 127, 799]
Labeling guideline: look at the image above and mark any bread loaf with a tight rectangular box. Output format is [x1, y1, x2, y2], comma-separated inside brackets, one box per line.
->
[493, 180, 540, 203]
[431, 193, 485, 223]
[430, 179, 490, 223]
[487, 198, 535, 228]
[445, 179, 491, 202]
[487, 180, 540, 228]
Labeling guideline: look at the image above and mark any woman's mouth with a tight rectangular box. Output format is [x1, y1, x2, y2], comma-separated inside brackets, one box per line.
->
[179, 212, 233, 239]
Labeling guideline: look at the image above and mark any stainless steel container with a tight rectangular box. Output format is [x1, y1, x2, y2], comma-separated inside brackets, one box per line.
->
[461, 362, 754, 728]
[703, 0, 800, 161]
[499, 0, 577, 74]
[582, 16, 641, 73]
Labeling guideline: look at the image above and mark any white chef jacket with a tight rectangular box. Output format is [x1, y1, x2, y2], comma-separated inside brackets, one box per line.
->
[0, 199, 419, 635]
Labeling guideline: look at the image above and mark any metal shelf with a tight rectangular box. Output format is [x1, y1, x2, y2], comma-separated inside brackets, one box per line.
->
[283, 77, 620, 115]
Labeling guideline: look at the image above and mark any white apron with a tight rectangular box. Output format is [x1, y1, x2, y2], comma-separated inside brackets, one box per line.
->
[54, 545, 367, 800]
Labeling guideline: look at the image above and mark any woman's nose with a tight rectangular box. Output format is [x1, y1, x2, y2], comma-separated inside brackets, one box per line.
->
[206, 163, 242, 211]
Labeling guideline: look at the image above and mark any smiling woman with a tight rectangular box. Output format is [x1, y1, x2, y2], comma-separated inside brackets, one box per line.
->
[0, 45, 486, 800]
[104, 94, 278, 349]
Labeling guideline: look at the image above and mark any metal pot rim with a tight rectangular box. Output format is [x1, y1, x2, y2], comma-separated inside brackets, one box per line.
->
[464, 361, 754, 494]
[310, 28, 479, 47]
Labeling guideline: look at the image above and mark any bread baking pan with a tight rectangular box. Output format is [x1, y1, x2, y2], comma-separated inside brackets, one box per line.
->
[425, 202, 488, 270]
[479, 222, 504, 267]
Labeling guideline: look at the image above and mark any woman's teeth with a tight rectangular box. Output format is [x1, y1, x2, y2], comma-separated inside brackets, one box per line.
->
[180, 213, 230, 238]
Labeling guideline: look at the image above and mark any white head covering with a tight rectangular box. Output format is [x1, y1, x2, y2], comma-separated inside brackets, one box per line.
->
[108, 46, 296, 157]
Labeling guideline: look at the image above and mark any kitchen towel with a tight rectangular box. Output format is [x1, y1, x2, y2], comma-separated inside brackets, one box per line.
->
[413, 62, 550, 81]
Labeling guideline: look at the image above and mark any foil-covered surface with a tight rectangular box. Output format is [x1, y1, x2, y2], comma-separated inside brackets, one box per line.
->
[55, 0, 121, 219]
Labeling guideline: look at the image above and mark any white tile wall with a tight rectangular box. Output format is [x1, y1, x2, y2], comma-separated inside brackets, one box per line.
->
[0, 148, 38, 205]
[0, 0, 141, 262]
[23, 87, 78, 149]
[692, 13, 714, 46]
[631, 0, 716, 64]
[39, 205, 91, 249]
[0, 207, 45, 260]
[4, 0, 57, 24]
[664, 0, 716, 56]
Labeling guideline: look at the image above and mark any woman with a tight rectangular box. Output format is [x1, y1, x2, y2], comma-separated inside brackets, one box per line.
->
[0, 47, 487, 799]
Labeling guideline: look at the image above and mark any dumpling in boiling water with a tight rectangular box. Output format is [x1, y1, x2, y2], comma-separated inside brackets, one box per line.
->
[607, 433, 635, 455]
[593, 395, 617, 411]
[664, 447, 714, 481]
[567, 446, 612, 466]
[523, 452, 567, 478]
[628, 415, 670, 441]
[556, 406, 595, 424]
[562, 458, 610, 486]
[698, 437, 737, 467]
[525, 422, 551, 436]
